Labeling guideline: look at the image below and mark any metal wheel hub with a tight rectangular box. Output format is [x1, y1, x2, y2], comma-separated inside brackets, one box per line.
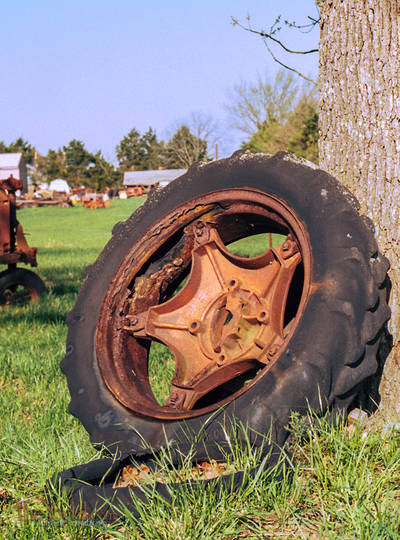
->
[96, 188, 311, 420]
[124, 222, 301, 411]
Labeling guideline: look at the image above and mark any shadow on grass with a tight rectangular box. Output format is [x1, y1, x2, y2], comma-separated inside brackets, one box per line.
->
[39, 246, 101, 259]
[0, 300, 69, 326]
[37, 247, 102, 298]
[36, 266, 85, 298]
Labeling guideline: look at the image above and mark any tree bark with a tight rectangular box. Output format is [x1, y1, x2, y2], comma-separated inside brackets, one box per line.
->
[317, 0, 400, 418]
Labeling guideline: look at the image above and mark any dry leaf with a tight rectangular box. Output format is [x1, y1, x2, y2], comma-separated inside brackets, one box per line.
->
[116, 459, 235, 488]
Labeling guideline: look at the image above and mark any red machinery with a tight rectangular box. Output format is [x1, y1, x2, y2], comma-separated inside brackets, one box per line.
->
[0, 175, 46, 305]
[81, 194, 110, 209]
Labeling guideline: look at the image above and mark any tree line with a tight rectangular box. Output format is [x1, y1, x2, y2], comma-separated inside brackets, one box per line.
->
[1, 71, 318, 191]
[0, 125, 209, 192]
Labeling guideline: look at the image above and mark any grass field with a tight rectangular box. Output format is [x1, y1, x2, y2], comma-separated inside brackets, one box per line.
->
[0, 199, 399, 539]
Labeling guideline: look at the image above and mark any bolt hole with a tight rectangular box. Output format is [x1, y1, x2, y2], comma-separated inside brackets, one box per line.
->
[229, 279, 237, 288]
[257, 310, 269, 323]
[214, 346, 222, 353]
[189, 320, 201, 334]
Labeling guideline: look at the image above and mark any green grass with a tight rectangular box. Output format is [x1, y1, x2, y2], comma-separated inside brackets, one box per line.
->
[0, 200, 399, 538]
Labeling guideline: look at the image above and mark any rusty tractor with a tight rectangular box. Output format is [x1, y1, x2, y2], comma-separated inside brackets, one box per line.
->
[0, 175, 46, 306]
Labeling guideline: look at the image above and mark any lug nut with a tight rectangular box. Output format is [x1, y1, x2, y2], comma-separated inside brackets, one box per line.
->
[267, 343, 280, 360]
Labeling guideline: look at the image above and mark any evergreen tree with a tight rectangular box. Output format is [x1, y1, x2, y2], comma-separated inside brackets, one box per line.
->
[0, 137, 36, 165]
[35, 149, 66, 182]
[85, 151, 121, 190]
[116, 127, 164, 171]
[63, 139, 93, 187]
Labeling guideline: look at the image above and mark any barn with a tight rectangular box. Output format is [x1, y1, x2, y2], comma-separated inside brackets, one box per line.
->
[0, 153, 28, 193]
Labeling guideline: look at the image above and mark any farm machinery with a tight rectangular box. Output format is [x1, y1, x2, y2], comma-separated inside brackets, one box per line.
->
[0, 175, 46, 306]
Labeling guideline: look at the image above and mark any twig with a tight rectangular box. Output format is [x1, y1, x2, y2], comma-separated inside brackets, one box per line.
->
[263, 41, 317, 85]
[233, 19, 318, 55]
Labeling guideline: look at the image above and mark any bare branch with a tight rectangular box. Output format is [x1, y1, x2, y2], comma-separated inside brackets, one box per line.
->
[231, 11, 319, 85]
[225, 71, 304, 135]
[263, 42, 317, 85]
[232, 19, 318, 55]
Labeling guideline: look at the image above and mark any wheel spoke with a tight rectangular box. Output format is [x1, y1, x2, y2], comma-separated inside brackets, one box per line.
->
[269, 234, 302, 337]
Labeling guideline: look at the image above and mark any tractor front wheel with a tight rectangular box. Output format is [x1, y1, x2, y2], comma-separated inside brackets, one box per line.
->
[0, 268, 47, 307]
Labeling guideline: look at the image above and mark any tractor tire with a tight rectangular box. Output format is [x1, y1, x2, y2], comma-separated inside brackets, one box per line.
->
[0, 268, 47, 306]
[61, 151, 390, 459]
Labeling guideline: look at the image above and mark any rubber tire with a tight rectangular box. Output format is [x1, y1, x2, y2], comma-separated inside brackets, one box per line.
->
[61, 151, 390, 459]
[47, 446, 286, 523]
[0, 268, 47, 304]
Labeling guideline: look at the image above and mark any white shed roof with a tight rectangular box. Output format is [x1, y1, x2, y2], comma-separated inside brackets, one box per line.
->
[0, 152, 22, 169]
[123, 169, 186, 186]
[49, 178, 70, 193]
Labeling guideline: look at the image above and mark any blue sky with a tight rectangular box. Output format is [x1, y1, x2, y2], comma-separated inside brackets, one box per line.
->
[1, 1, 319, 162]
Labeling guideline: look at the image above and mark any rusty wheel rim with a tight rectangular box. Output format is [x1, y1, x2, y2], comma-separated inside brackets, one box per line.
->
[0, 283, 39, 307]
[96, 189, 312, 419]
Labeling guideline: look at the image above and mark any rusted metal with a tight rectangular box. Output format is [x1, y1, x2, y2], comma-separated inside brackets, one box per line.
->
[0, 277, 40, 306]
[126, 223, 301, 410]
[0, 175, 37, 267]
[96, 189, 312, 420]
[81, 195, 110, 209]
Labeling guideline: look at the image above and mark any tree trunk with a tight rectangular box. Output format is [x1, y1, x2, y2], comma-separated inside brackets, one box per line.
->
[317, 0, 400, 418]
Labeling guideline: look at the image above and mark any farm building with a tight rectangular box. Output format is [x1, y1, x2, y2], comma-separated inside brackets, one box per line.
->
[0, 152, 28, 193]
[48, 178, 71, 193]
[123, 169, 186, 191]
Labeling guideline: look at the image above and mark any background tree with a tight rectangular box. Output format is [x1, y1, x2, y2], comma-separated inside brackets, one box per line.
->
[164, 125, 208, 168]
[116, 128, 140, 171]
[226, 70, 300, 135]
[85, 151, 121, 191]
[116, 127, 164, 171]
[230, 72, 319, 162]
[287, 100, 318, 163]
[0, 137, 36, 165]
[177, 112, 221, 160]
[63, 139, 93, 187]
[34, 149, 66, 183]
